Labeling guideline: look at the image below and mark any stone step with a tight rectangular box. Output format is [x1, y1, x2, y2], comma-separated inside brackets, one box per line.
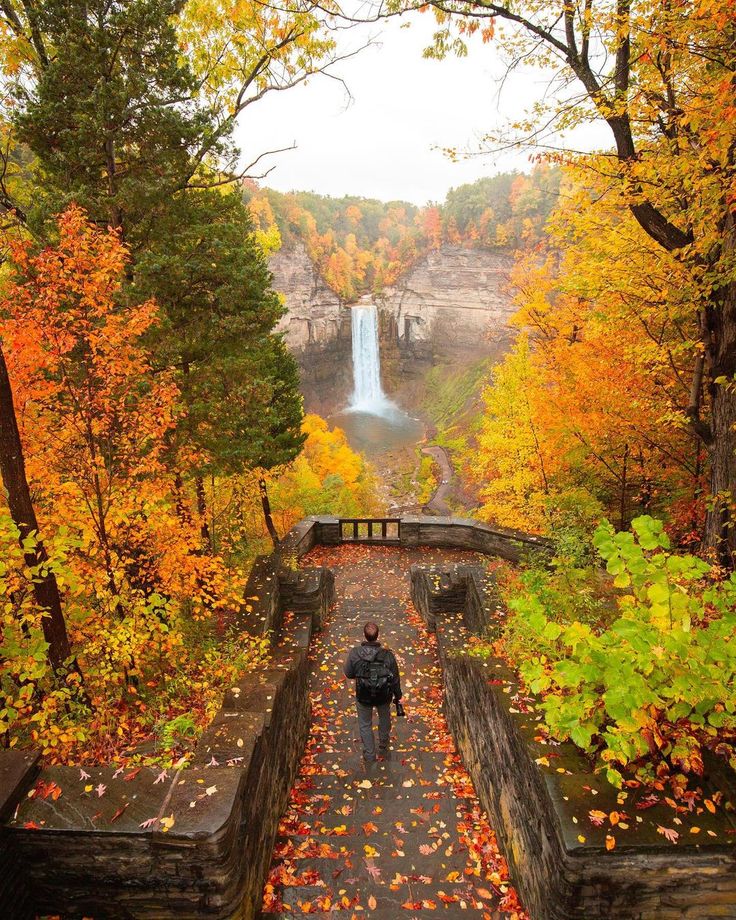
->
[275, 885, 499, 917]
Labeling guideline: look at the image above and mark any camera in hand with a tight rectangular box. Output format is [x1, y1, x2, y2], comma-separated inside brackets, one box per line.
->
[395, 701, 405, 717]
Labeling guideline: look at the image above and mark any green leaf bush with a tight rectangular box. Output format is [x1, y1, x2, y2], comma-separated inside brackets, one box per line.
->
[510, 516, 736, 791]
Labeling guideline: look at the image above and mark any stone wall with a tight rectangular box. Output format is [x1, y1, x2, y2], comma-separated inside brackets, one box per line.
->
[0, 752, 39, 920]
[309, 514, 552, 564]
[410, 564, 736, 920]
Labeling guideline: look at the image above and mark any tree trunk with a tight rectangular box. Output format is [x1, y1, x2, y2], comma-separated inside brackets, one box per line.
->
[259, 477, 280, 550]
[702, 216, 736, 564]
[0, 343, 73, 672]
[703, 375, 736, 564]
[172, 471, 193, 527]
[195, 476, 212, 552]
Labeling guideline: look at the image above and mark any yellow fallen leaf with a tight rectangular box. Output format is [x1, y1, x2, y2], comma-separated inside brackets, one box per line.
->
[160, 814, 175, 833]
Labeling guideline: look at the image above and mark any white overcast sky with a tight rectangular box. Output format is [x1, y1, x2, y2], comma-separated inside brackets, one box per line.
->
[234, 12, 609, 206]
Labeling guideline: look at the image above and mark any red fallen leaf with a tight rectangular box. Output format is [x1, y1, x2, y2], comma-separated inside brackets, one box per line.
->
[23, 821, 41, 829]
[361, 821, 378, 835]
[36, 780, 62, 801]
[476, 887, 496, 899]
[401, 901, 422, 910]
[110, 803, 130, 823]
[636, 794, 660, 810]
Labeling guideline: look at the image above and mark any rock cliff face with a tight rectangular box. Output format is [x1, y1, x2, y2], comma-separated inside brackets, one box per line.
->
[269, 244, 352, 410]
[269, 243, 515, 412]
[271, 243, 348, 351]
[379, 246, 515, 354]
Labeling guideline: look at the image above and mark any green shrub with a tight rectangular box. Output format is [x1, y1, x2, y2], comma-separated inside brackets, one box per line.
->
[511, 516, 736, 792]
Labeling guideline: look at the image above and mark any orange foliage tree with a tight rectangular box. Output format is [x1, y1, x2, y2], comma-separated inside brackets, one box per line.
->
[466, 166, 705, 543]
[1, 207, 252, 761]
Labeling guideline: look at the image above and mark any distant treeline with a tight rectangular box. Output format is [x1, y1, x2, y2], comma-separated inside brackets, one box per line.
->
[244, 165, 560, 300]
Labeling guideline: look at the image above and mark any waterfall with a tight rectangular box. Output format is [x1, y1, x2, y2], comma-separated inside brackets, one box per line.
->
[349, 304, 392, 415]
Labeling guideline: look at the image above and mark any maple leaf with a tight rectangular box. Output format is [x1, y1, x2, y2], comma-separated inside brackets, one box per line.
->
[364, 859, 381, 881]
[139, 817, 158, 829]
[588, 809, 607, 826]
[657, 825, 679, 844]
[96, 783, 107, 798]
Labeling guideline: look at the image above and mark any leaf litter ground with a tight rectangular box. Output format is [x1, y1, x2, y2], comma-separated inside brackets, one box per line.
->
[262, 544, 527, 919]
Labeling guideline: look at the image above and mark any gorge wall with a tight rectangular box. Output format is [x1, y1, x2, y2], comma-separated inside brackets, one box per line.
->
[270, 242, 515, 413]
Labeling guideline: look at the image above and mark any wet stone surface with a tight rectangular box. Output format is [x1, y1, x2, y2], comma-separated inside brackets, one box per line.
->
[262, 544, 527, 919]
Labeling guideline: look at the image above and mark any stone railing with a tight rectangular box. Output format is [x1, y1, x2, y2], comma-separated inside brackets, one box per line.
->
[410, 563, 736, 920]
[309, 514, 552, 563]
[0, 513, 546, 920]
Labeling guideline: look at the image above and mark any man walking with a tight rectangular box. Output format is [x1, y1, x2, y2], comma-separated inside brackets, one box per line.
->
[343, 621, 403, 762]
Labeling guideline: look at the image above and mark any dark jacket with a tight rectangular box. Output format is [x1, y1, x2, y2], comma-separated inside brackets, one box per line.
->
[343, 641, 403, 704]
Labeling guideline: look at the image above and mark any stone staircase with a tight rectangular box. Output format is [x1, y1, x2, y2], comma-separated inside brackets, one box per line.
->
[264, 555, 518, 919]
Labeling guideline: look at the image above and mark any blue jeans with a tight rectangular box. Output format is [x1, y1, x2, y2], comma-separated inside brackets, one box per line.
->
[356, 701, 391, 759]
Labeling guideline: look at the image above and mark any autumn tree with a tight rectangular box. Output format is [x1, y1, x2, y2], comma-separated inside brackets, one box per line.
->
[1, 1, 310, 555]
[8, 0, 213, 239]
[0, 0, 343, 228]
[400, 0, 736, 560]
[2, 207, 178, 612]
[468, 164, 707, 541]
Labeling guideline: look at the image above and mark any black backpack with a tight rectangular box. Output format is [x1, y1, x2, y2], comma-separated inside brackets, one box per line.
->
[356, 649, 393, 705]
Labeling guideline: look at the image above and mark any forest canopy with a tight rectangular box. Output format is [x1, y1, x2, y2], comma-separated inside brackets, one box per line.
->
[244, 165, 560, 298]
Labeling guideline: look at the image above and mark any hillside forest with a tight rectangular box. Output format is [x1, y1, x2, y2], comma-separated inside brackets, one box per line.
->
[0, 0, 735, 821]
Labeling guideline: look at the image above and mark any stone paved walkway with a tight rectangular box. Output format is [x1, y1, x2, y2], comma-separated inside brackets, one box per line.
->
[262, 545, 527, 919]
